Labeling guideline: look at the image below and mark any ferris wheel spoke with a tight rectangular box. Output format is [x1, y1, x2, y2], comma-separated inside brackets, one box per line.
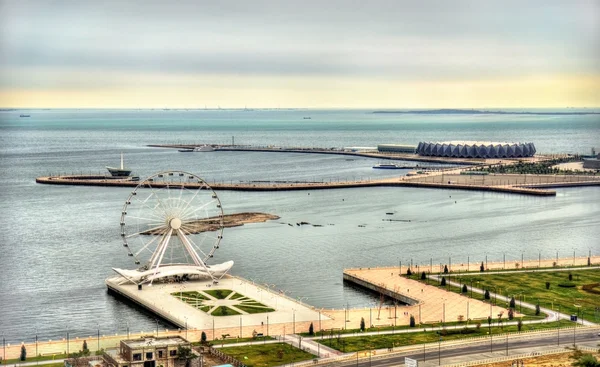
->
[179, 198, 217, 221]
[178, 187, 203, 218]
[180, 226, 214, 260]
[126, 223, 169, 238]
[146, 182, 170, 216]
[130, 196, 169, 221]
[134, 227, 169, 257]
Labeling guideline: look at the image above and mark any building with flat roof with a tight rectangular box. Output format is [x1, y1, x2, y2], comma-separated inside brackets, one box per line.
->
[103, 337, 192, 367]
[583, 153, 600, 170]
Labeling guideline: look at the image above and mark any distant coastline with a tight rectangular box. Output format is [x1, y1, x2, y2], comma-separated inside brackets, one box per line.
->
[372, 108, 600, 115]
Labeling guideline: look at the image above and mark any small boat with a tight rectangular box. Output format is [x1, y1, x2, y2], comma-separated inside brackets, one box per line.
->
[178, 149, 194, 152]
[303, 117, 312, 119]
[106, 153, 132, 177]
[20, 114, 31, 117]
[373, 163, 402, 169]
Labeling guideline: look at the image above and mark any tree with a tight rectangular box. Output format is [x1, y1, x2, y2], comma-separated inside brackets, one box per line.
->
[462, 284, 468, 293]
[421, 271, 426, 280]
[487, 316, 492, 326]
[82, 340, 89, 356]
[441, 277, 446, 287]
[409, 315, 416, 327]
[360, 317, 365, 332]
[509, 297, 516, 309]
[480, 262, 485, 272]
[176, 346, 197, 367]
[508, 308, 514, 320]
[535, 304, 540, 316]
[308, 322, 314, 336]
[200, 331, 207, 344]
[20, 344, 27, 361]
[484, 290, 490, 300]
[443, 265, 449, 274]
[546, 281, 550, 290]
[406, 268, 412, 276]
[568, 273, 573, 281]
[570, 347, 600, 367]
[517, 319, 523, 331]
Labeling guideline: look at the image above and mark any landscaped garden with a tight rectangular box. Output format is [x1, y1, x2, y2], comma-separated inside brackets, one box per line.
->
[171, 289, 275, 316]
[220, 343, 315, 367]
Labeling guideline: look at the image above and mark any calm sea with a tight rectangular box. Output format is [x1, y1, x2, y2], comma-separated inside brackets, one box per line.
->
[0, 109, 599, 342]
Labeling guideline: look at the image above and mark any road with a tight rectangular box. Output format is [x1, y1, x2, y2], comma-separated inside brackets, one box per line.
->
[337, 328, 600, 367]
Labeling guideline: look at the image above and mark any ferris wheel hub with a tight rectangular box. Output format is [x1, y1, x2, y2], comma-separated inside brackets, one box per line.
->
[169, 217, 182, 230]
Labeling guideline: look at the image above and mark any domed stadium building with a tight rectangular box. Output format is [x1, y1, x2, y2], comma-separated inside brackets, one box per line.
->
[416, 141, 536, 158]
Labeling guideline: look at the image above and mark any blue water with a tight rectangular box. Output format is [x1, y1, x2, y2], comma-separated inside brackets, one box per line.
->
[0, 109, 599, 343]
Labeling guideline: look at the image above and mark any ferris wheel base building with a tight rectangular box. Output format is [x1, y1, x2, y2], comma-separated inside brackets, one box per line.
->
[416, 141, 536, 158]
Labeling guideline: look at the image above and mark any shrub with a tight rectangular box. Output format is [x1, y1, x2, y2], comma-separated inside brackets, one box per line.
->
[444, 265, 449, 274]
[20, 344, 26, 361]
[546, 281, 550, 290]
[508, 309, 514, 320]
[201, 331, 207, 343]
[480, 262, 485, 272]
[309, 322, 314, 336]
[568, 273, 573, 281]
[487, 316, 492, 326]
[441, 277, 446, 286]
[558, 282, 576, 288]
[484, 290, 490, 300]
[421, 271, 426, 280]
[82, 340, 89, 356]
[476, 322, 481, 330]
[360, 317, 365, 332]
[517, 319, 523, 331]
[409, 315, 416, 327]
[407, 268, 412, 276]
[535, 304, 540, 316]
[509, 297, 516, 308]
[462, 284, 468, 293]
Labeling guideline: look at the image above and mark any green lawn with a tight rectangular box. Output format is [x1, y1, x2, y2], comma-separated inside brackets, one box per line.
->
[207, 336, 276, 345]
[236, 304, 276, 314]
[315, 319, 574, 352]
[220, 343, 315, 367]
[205, 289, 234, 299]
[213, 305, 241, 316]
[459, 269, 600, 322]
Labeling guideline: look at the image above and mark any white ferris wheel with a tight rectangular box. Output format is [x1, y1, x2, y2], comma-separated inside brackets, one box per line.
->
[112, 171, 233, 285]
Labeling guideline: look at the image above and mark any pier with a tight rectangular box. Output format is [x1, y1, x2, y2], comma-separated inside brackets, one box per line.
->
[36, 172, 600, 196]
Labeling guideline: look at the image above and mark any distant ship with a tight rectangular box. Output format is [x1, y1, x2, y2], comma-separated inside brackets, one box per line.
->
[19, 114, 31, 117]
[106, 153, 132, 176]
[372, 163, 402, 169]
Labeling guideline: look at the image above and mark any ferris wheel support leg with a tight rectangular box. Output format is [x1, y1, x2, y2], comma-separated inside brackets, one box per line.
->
[149, 229, 173, 284]
[177, 229, 217, 283]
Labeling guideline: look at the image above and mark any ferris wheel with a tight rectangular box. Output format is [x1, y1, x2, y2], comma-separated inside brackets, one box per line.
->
[113, 170, 233, 285]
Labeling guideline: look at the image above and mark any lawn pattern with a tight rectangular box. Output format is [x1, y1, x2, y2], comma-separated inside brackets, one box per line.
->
[171, 289, 275, 316]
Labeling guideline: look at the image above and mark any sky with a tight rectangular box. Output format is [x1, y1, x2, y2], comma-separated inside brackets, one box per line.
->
[1, 0, 599, 108]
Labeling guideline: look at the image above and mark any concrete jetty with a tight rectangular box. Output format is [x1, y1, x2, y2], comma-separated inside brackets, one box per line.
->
[34, 173, 599, 196]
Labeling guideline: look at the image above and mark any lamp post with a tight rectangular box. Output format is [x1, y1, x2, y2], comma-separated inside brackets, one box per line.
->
[97, 324, 100, 352]
[35, 327, 38, 361]
[293, 309, 296, 334]
[539, 251, 541, 268]
[155, 319, 159, 337]
[126, 321, 130, 339]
